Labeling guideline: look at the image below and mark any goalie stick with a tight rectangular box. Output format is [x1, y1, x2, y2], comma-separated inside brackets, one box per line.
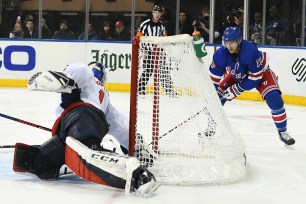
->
[133, 108, 210, 166]
[0, 113, 51, 148]
[0, 145, 16, 148]
[0, 144, 41, 148]
[0, 113, 52, 132]
[149, 107, 209, 146]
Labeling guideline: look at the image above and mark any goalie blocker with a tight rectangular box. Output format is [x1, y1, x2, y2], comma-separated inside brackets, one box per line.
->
[13, 137, 159, 197]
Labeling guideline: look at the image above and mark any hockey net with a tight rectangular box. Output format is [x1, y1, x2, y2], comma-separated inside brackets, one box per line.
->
[129, 34, 247, 185]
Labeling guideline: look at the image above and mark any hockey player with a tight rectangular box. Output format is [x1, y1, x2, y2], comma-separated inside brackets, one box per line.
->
[57, 61, 130, 155]
[209, 26, 295, 146]
[13, 63, 159, 197]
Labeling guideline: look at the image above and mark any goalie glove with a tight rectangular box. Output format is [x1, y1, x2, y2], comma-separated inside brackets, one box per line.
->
[224, 83, 244, 101]
[28, 71, 76, 93]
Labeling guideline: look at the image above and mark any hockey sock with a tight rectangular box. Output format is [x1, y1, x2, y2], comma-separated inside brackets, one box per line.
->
[265, 91, 287, 132]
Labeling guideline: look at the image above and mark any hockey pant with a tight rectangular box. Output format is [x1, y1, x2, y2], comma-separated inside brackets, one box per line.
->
[217, 69, 287, 132]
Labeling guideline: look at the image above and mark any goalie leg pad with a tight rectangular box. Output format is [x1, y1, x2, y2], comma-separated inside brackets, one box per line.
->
[13, 143, 40, 173]
[65, 137, 160, 197]
[65, 136, 128, 189]
[33, 136, 66, 180]
[14, 137, 67, 180]
[28, 71, 76, 93]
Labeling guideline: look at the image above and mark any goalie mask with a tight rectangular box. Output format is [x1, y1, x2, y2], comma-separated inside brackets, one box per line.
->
[88, 62, 107, 85]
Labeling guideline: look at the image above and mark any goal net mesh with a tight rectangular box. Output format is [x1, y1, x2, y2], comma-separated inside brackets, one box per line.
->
[129, 34, 247, 185]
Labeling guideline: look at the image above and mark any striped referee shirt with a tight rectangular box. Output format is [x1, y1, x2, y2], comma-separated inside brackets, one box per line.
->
[137, 18, 167, 37]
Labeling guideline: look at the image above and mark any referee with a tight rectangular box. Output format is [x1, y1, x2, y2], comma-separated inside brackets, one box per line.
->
[136, 5, 177, 97]
[137, 5, 167, 37]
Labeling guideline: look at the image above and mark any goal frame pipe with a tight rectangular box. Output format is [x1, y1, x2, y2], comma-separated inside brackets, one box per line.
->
[129, 38, 161, 155]
[152, 47, 160, 153]
[128, 36, 140, 155]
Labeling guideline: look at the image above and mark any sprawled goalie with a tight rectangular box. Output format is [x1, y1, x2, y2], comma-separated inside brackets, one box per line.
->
[13, 63, 159, 197]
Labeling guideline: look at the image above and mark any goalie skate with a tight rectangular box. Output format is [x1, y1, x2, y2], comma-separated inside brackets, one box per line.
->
[133, 169, 160, 198]
[125, 157, 160, 198]
[58, 164, 73, 177]
[198, 117, 217, 141]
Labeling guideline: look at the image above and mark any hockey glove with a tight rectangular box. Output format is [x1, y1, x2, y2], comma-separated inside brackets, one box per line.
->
[224, 83, 244, 101]
[28, 71, 76, 93]
[217, 87, 225, 100]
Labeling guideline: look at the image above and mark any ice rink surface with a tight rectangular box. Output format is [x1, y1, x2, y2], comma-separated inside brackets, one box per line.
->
[0, 88, 306, 204]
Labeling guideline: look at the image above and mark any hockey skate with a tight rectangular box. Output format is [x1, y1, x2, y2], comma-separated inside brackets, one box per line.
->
[278, 131, 295, 147]
[58, 164, 74, 177]
[204, 124, 216, 137]
[125, 157, 160, 198]
[138, 91, 146, 99]
[137, 88, 146, 99]
[198, 117, 217, 139]
[135, 133, 158, 167]
[165, 89, 178, 98]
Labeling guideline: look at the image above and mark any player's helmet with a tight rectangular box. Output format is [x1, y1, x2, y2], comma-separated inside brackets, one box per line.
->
[222, 26, 242, 47]
[88, 62, 107, 84]
[152, 5, 163, 13]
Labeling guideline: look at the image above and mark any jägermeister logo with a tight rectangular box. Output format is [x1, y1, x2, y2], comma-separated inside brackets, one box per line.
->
[91, 49, 131, 71]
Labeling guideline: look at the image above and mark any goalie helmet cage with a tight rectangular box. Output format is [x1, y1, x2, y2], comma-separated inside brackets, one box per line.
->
[129, 35, 247, 185]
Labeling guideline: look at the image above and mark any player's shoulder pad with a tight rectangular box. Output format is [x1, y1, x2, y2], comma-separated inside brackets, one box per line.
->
[212, 46, 227, 66]
[240, 40, 260, 62]
[214, 46, 227, 57]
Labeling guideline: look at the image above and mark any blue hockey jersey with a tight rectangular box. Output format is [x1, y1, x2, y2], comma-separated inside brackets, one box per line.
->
[209, 40, 268, 91]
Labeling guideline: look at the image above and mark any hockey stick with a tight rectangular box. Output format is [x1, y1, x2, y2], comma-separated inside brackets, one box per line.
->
[0, 144, 40, 149]
[0, 145, 15, 148]
[0, 113, 52, 132]
[0, 113, 51, 148]
[149, 107, 207, 145]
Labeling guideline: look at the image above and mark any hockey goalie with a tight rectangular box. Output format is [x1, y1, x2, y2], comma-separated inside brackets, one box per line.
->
[13, 63, 159, 197]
